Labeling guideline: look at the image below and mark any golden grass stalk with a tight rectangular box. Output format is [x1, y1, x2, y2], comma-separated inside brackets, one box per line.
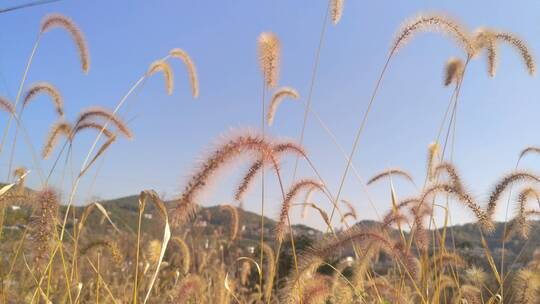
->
[220, 204, 239, 241]
[275, 179, 323, 243]
[330, 0, 344, 25]
[258, 32, 280, 88]
[41, 14, 90, 73]
[267, 87, 299, 126]
[23, 82, 64, 116]
[42, 121, 72, 159]
[169, 48, 199, 98]
[392, 14, 475, 56]
[75, 107, 133, 139]
[147, 60, 174, 95]
[444, 57, 465, 86]
[367, 167, 414, 185]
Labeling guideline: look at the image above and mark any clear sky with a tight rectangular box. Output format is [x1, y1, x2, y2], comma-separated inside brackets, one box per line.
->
[2, 0, 540, 230]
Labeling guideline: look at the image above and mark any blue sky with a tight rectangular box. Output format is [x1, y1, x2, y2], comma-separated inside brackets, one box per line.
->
[2, 0, 540, 229]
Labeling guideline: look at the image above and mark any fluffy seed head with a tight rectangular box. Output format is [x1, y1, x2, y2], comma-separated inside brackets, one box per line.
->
[146, 239, 161, 265]
[172, 237, 191, 274]
[427, 142, 440, 180]
[434, 162, 465, 192]
[258, 32, 281, 87]
[444, 57, 465, 86]
[42, 120, 72, 159]
[220, 205, 239, 241]
[367, 167, 414, 186]
[72, 121, 116, 140]
[513, 269, 540, 304]
[240, 260, 251, 286]
[261, 243, 276, 300]
[519, 146, 540, 162]
[148, 60, 174, 95]
[234, 140, 306, 202]
[422, 184, 493, 231]
[0, 96, 15, 114]
[169, 48, 199, 98]
[173, 130, 274, 226]
[474, 28, 498, 77]
[496, 32, 536, 76]
[32, 188, 60, 270]
[75, 107, 133, 139]
[392, 14, 475, 56]
[41, 14, 90, 73]
[341, 199, 357, 221]
[513, 187, 540, 239]
[275, 179, 323, 243]
[23, 82, 64, 116]
[173, 274, 205, 304]
[267, 87, 299, 126]
[488, 171, 540, 219]
[281, 227, 418, 303]
[330, 0, 344, 25]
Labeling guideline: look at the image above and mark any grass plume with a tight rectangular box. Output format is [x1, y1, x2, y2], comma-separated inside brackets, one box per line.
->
[23, 82, 64, 116]
[148, 60, 174, 95]
[173, 130, 274, 225]
[75, 106, 133, 139]
[367, 167, 414, 186]
[392, 14, 476, 56]
[42, 120, 72, 159]
[275, 179, 323, 243]
[258, 32, 281, 88]
[444, 57, 465, 86]
[220, 204, 239, 241]
[41, 13, 90, 73]
[330, 0, 344, 25]
[169, 48, 199, 98]
[267, 87, 299, 126]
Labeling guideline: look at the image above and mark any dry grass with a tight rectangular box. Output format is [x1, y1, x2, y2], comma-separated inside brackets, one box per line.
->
[2, 7, 540, 304]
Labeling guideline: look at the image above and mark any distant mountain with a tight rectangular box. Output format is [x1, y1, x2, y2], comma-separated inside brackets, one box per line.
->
[3, 190, 540, 270]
